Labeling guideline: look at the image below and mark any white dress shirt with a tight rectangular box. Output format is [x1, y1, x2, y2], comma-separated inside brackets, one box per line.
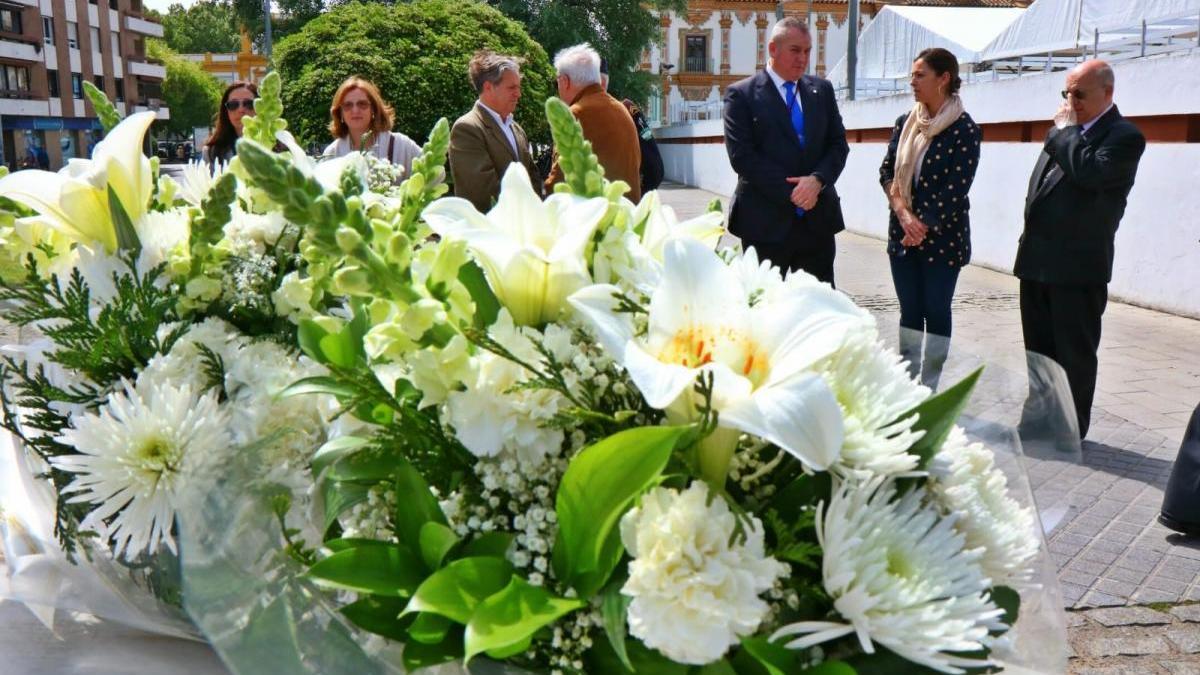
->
[478, 101, 519, 158]
[766, 65, 804, 113]
[1081, 102, 1115, 135]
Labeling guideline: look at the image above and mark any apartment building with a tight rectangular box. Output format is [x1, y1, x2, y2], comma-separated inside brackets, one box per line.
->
[0, 0, 168, 171]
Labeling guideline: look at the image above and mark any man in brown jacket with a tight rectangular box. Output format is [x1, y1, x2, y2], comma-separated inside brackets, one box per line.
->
[545, 44, 642, 203]
[449, 51, 542, 212]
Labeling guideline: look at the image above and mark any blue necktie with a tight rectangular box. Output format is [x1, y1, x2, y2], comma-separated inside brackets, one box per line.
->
[783, 81, 807, 218]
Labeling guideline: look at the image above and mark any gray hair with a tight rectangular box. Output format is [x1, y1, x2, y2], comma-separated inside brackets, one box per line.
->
[469, 51, 523, 94]
[553, 43, 601, 87]
[769, 16, 810, 45]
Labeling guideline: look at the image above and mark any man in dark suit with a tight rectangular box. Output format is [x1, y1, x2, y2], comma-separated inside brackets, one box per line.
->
[722, 16, 849, 286]
[1015, 60, 1145, 440]
[449, 51, 542, 212]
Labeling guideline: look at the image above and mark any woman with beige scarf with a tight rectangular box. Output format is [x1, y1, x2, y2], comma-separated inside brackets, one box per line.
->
[879, 48, 982, 390]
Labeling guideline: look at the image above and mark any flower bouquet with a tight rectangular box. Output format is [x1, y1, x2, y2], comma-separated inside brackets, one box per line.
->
[0, 73, 1065, 674]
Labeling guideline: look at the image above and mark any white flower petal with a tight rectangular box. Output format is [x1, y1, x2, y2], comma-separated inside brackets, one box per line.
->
[721, 371, 844, 471]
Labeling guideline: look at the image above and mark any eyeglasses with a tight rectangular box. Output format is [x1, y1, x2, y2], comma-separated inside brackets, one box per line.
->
[224, 99, 256, 112]
[1061, 88, 1093, 101]
[340, 100, 372, 112]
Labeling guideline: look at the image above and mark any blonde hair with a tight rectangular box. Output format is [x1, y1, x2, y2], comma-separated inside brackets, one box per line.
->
[328, 76, 394, 139]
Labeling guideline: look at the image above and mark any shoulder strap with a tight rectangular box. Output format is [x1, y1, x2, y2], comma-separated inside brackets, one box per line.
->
[387, 134, 396, 163]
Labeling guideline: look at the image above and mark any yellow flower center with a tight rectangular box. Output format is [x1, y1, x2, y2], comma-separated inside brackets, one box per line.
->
[660, 325, 771, 388]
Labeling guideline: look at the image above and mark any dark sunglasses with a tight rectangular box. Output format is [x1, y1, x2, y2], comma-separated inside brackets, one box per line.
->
[1060, 88, 1092, 101]
[224, 99, 257, 112]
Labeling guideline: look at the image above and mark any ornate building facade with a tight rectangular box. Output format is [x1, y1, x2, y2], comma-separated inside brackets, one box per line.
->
[644, 0, 1031, 124]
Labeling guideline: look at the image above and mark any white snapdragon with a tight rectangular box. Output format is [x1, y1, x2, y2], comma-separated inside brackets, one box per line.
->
[620, 482, 786, 665]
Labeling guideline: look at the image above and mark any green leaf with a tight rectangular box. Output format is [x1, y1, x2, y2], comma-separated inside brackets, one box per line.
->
[800, 662, 858, 675]
[326, 446, 404, 483]
[404, 556, 514, 625]
[771, 472, 833, 521]
[698, 661, 737, 675]
[307, 544, 424, 597]
[298, 320, 331, 364]
[401, 635, 463, 672]
[312, 435, 371, 477]
[340, 595, 409, 641]
[280, 376, 360, 401]
[462, 532, 514, 559]
[393, 460, 449, 552]
[418, 521, 459, 571]
[584, 635, 690, 675]
[108, 185, 141, 253]
[736, 636, 812, 675]
[464, 576, 584, 662]
[991, 585, 1020, 628]
[320, 479, 370, 532]
[323, 537, 394, 553]
[553, 425, 691, 597]
[900, 366, 983, 468]
[601, 585, 634, 673]
[458, 260, 499, 330]
[408, 611, 452, 645]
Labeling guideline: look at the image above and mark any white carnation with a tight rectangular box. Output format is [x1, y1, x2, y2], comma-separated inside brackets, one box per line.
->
[928, 427, 1039, 585]
[221, 207, 286, 256]
[620, 481, 786, 665]
[444, 311, 567, 470]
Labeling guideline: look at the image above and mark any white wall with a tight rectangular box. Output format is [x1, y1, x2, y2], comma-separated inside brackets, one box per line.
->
[655, 53, 1200, 318]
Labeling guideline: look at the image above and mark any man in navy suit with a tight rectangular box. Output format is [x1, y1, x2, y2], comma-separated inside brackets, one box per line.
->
[1016, 60, 1145, 440]
[722, 17, 849, 285]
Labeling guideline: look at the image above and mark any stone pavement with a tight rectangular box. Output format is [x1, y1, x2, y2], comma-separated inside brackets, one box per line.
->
[658, 183, 1200, 674]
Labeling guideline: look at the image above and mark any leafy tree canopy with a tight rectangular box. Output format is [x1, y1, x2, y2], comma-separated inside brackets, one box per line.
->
[488, 0, 684, 105]
[273, 0, 555, 147]
[160, 0, 241, 55]
[147, 40, 224, 137]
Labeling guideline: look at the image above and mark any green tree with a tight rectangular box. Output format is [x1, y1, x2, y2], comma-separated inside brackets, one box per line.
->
[160, 1, 241, 54]
[147, 40, 224, 136]
[488, 0, 684, 105]
[273, 0, 555, 147]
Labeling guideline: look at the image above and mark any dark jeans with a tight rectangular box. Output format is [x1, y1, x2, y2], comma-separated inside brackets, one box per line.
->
[1019, 279, 1108, 439]
[890, 253, 960, 389]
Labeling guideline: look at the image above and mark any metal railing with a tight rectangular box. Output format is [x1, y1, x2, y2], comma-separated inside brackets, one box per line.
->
[835, 9, 1200, 101]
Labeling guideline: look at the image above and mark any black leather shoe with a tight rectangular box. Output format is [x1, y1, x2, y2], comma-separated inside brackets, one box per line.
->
[1158, 513, 1200, 538]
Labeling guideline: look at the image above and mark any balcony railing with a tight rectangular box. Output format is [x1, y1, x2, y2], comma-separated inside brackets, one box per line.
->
[124, 14, 163, 38]
[0, 38, 40, 62]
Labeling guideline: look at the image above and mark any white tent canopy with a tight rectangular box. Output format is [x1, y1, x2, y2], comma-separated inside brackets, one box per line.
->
[828, 6, 1023, 89]
[979, 0, 1200, 62]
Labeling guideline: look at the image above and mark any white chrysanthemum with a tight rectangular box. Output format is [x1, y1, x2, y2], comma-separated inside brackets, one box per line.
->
[444, 311, 566, 469]
[620, 481, 787, 665]
[928, 427, 1039, 585]
[772, 479, 1005, 674]
[178, 158, 226, 206]
[51, 380, 231, 559]
[813, 330, 930, 477]
[223, 339, 329, 458]
[136, 317, 241, 394]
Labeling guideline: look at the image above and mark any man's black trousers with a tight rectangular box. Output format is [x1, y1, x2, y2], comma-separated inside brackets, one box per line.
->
[1019, 279, 1108, 438]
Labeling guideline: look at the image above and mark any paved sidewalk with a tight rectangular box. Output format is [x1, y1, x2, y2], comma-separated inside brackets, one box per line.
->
[659, 183, 1200, 674]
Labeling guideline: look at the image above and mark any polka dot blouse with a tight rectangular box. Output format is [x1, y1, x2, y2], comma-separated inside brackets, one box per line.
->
[878, 111, 982, 267]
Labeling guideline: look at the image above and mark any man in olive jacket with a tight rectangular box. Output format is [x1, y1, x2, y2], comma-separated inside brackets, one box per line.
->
[544, 44, 642, 203]
[1016, 60, 1145, 440]
[449, 51, 542, 212]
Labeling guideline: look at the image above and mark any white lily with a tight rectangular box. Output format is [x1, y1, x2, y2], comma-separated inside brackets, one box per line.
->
[423, 163, 608, 326]
[630, 190, 725, 259]
[570, 237, 874, 483]
[0, 112, 156, 252]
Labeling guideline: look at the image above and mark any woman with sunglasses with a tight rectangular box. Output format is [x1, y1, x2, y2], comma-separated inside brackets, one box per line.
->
[204, 81, 258, 168]
[323, 76, 421, 178]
